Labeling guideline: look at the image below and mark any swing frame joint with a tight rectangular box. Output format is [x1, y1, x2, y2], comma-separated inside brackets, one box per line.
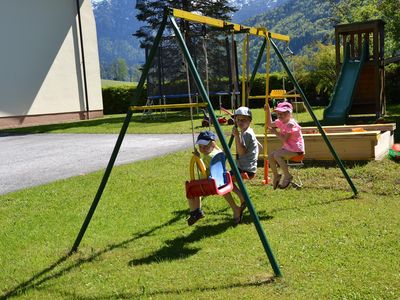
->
[238, 26, 251, 33]
[223, 24, 235, 31]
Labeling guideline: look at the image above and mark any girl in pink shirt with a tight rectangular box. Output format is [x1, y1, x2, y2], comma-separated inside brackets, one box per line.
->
[266, 102, 305, 189]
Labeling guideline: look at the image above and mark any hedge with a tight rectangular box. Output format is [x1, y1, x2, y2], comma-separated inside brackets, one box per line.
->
[101, 72, 325, 114]
[102, 86, 147, 115]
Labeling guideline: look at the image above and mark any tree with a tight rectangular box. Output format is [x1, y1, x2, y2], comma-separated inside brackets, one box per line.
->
[108, 58, 129, 81]
[291, 42, 336, 98]
[117, 58, 129, 81]
[134, 0, 237, 48]
[377, 0, 400, 56]
[134, 0, 237, 97]
[330, 0, 400, 57]
[129, 65, 141, 82]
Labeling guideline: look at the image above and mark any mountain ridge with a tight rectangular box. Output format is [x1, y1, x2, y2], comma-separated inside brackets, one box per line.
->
[92, 0, 335, 78]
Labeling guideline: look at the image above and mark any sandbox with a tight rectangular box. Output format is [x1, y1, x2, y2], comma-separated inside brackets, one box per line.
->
[256, 123, 396, 161]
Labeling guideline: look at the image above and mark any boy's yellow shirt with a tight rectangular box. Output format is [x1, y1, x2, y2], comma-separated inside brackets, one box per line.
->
[201, 148, 222, 178]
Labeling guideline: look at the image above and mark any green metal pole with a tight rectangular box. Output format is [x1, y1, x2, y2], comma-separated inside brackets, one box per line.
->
[227, 38, 266, 149]
[69, 12, 169, 254]
[249, 37, 267, 94]
[228, 130, 235, 148]
[268, 36, 358, 197]
[170, 15, 282, 277]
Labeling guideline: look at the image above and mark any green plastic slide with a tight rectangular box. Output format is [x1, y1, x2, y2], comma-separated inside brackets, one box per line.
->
[323, 42, 367, 125]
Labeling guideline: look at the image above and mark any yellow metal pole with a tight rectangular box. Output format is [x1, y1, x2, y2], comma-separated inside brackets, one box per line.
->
[241, 34, 249, 107]
[262, 37, 271, 185]
[130, 102, 207, 111]
[172, 8, 290, 42]
[246, 35, 250, 107]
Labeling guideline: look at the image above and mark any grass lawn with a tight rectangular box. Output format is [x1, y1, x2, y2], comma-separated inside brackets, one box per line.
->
[1, 105, 399, 141]
[0, 107, 324, 135]
[1, 104, 399, 299]
[101, 79, 137, 88]
[1, 151, 399, 299]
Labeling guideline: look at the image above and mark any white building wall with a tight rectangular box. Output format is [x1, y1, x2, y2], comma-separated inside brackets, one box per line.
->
[0, 0, 102, 124]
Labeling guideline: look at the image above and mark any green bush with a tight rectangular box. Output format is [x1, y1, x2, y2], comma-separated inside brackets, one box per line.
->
[249, 72, 325, 107]
[101, 71, 325, 114]
[385, 63, 400, 104]
[102, 86, 147, 114]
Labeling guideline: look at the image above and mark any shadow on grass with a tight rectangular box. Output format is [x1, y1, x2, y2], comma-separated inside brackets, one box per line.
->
[1, 209, 187, 299]
[0, 112, 204, 134]
[2, 207, 274, 298]
[0, 254, 70, 300]
[241, 211, 274, 225]
[128, 220, 231, 266]
[129, 207, 274, 266]
[59, 276, 276, 299]
[138, 276, 276, 298]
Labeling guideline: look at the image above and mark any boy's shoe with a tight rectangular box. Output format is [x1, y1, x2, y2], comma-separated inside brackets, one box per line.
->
[187, 209, 205, 226]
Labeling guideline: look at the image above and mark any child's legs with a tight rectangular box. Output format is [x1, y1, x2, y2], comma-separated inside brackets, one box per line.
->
[269, 151, 279, 176]
[223, 185, 245, 218]
[273, 149, 298, 177]
[232, 184, 245, 205]
[223, 192, 239, 210]
[187, 196, 201, 211]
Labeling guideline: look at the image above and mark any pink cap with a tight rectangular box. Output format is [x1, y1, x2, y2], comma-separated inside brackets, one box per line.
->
[274, 102, 293, 113]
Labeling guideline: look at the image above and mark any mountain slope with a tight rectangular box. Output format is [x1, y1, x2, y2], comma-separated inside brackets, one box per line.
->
[92, 0, 144, 69]
[92, 0, 335, 77]
[246, 0, 335, 54]
[231, 0, 289, 23]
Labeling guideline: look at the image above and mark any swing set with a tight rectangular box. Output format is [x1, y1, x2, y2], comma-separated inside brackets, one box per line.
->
[69, 8, 358, 279]
[185, 151, 234, 198]
[134, 18, 241, 118]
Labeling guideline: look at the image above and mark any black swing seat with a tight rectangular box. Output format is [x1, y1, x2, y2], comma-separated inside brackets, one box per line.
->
[185, 152, 234, 198]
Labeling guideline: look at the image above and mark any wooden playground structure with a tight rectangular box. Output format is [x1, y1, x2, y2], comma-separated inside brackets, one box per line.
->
[334, 20, 385, 117]
[323, 20, 386, 125]
[257, 123, 396, 161]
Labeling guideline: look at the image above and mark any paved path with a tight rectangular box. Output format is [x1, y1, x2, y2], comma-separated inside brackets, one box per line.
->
[0, 133, 192, 195]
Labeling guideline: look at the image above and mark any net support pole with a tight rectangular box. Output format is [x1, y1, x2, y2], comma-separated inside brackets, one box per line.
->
[268, 35, 358, 197]
[249, 37, 267, 94]
[69, 11, 169, 254]
[170, 15, 282, 277]
[262, 37, 271, 184]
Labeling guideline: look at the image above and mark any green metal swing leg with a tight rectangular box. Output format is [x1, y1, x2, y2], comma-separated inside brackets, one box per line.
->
[170, 15, 282, 277]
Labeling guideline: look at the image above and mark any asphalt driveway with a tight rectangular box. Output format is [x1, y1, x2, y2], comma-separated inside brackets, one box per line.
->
[0, 133, 193, 195]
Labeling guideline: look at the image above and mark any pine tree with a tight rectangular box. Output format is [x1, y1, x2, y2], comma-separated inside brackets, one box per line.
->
[134, 0, 237, 47]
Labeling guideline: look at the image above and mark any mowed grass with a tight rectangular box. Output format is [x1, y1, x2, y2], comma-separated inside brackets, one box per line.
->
[1, 104, 398, 137]
[0, 107, 322, 135]
[1, 149, 400, 299]
[101, 79, 137, 88]
[1, 103, 400, 298]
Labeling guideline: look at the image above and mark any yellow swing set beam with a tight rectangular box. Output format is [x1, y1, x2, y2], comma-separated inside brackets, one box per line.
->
[172, 9, 290, 42]
[130, 102, 207, 111]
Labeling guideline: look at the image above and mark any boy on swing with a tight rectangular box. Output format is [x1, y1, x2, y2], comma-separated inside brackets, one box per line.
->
[224, 107, 259, 224]
[186, 131, 222, 226]
[186, 127, 256, 226]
